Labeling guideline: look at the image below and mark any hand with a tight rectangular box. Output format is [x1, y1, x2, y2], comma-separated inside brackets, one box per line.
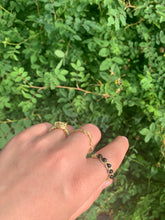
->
[0, 122, 129, 220]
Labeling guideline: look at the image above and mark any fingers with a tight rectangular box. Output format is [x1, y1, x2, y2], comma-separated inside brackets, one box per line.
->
[64, 123, 101, 158]
[6, 122, 100, 158]
[81, 136, 129, 193]
[40, 124, 74, 148]
[6, 123, 52, 146]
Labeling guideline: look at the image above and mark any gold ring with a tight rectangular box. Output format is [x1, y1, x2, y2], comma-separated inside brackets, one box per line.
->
[73, 129, 94, 153]
[91, 153, 114, 181]
[49, 122, 69, 136]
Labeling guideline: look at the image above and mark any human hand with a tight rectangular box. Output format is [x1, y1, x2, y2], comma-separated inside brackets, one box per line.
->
[0, 122, 129, 220]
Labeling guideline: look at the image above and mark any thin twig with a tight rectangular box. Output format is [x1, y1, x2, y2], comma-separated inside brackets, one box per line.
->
[0, 5, 12, 14]
[50, 0, 56, 21]
[36, 0, 40, 17]
[28, 84, 110, 98]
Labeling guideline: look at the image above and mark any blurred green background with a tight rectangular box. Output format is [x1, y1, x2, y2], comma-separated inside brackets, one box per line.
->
[0, 0, 165, 219]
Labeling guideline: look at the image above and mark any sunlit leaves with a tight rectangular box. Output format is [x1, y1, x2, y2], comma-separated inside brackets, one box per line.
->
[0, 1, 165, 219]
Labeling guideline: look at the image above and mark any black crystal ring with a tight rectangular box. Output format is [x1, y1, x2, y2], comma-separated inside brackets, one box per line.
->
[91, 153, 114, 180]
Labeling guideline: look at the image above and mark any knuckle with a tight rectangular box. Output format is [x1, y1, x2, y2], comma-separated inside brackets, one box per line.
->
[85, 123, 102, 139]
[40, 122, 52, 130]
[46, 145, 71, 171]
[53, 148, 70, 167]
[14, 131, 28, 144]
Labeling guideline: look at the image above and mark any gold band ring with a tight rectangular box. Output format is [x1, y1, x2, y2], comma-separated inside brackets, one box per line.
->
[91, 153, 114, 180]
[49, 122, 70, 136]
[73, 129, 94, 153]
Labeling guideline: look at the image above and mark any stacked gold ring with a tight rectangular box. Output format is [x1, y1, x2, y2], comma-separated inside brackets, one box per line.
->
[73, 129, 94, 153]
[49, 122, 70, 136]
[49, 122, 113, 181]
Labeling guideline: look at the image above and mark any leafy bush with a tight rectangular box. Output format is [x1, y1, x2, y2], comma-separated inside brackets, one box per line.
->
[0, 0, 165, 219]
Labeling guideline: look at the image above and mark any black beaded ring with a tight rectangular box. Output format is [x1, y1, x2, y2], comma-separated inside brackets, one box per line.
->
[91, 153, 114, 180]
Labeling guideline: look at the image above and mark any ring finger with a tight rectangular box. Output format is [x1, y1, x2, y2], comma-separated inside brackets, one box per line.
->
[64, 123, 101, 158]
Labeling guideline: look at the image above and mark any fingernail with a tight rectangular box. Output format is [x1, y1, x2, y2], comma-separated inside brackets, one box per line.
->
[115, 136, 129, 148]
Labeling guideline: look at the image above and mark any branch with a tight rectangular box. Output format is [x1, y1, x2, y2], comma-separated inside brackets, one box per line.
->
[0, 5, 12, 14]
[36, 0, 40, 17]
[28, 84, 110, 98]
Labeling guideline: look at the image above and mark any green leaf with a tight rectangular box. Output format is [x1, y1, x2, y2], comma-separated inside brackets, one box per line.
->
[150, 123, 155, 132]
[0, 123, 10, 133]
[60, 89, 67, 97]
[15, 76, 22, 82]
[61, 70, 68, 75]
[50, 81, 55, 90]
[112, 57, 123, 64]
[11, 71, 18, 77]
[100, 72, 110, 81]
[56, 60, 63, 69]
[22, 72, 28, 77]
[115, 19, 120, 30]
[145, 132, 153, 142]
[36, 93, 42, 98]
[120, 14, 126, 26]
[73, 35, 82, 41]
[115, 100, 122, 116]
[18, 68, 24, 73]
[71, 63, 77, 70]
[55, 50, 65, 58]
[151, 166, 158, 176]
[140, 128, 149, 136]
[22, 92, 32, 99]
[32, 98, 37, 103]
[108, 16, 115, 26]
[58, 74, 66, 82]
[0, 138, 7, 149]
[99, 48, 109, 57]
[54, 78, 60, 85]
[39, 55, 48, 64]
[77, 66, 85, 72]
[31, 54, 37, 64]
[160, 31, 165, 44]
[70, 71, 77, 76]
[68, 89, 75, 100]
[100, 58, 112, 71]
[77, 60, 81, 67]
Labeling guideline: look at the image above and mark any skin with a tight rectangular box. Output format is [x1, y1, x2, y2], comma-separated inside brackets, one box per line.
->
[0, 122, 129, 220]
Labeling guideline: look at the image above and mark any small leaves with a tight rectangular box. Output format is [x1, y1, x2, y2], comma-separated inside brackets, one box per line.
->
[140, 123, 156, 143]
[115, 18, 120, 30]
[71, 60, 84, 72]
[58, 74, 66, 82]
[100, 58, 112, 71]
[54, 50, 65, 58]
[108, 16, 115, 26]
[99, 48, 109, 57]
[120, 14, 126, 26]
[22, 91, 32, 99]
[112, 57, 124, 64]
[68, 89, 75, 100]
[0, 1, 165, 219]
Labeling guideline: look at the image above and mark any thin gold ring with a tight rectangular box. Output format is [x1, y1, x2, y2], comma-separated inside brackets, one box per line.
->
[73, 129, 94, 153]
[49, 122, 70, 136]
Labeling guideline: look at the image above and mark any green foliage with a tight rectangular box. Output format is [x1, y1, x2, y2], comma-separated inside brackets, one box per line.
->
[0, 0, 165, 219]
